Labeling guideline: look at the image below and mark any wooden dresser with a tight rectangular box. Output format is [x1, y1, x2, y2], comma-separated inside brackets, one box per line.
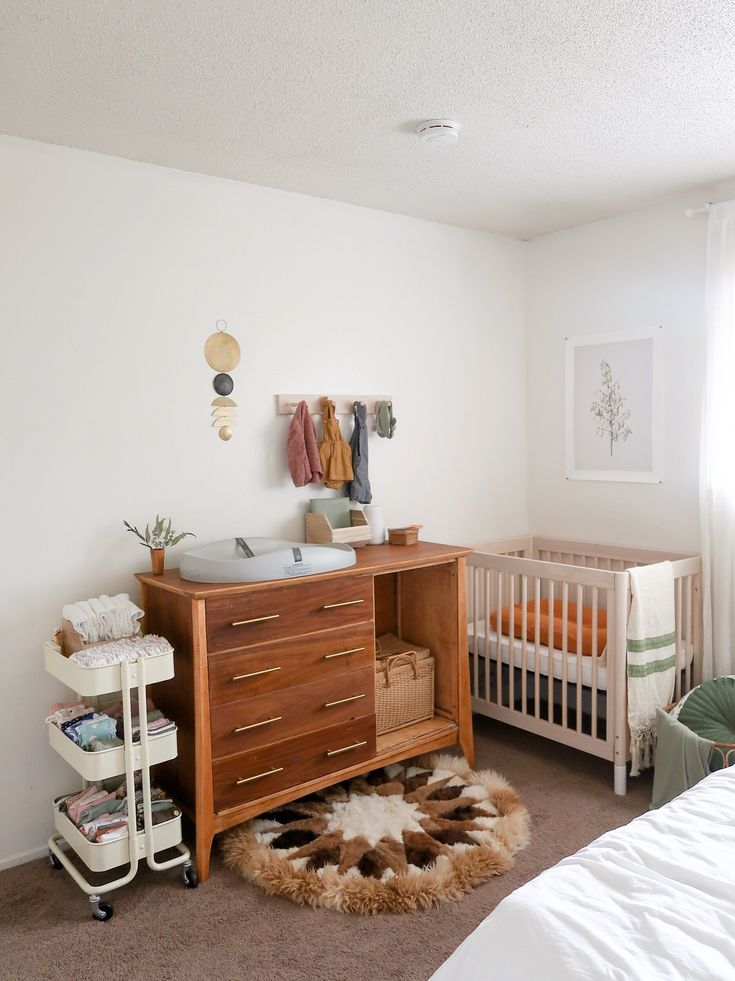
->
[137, 540, 473, 881]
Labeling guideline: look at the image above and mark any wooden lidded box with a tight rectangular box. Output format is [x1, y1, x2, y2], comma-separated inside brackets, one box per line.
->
[388, 527, 420, 546]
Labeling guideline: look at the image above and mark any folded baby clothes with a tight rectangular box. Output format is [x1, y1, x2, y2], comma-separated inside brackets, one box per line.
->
[74, 715, 119, 750]
[61, 779, 178, 841]
[99, 696, 176, 741]
[69, 634, 173, 668]
[48, 703, 122, 752]
[64, 786, 115, 825]
[46, 703, 94, 727]
[81, 813, 129, 843]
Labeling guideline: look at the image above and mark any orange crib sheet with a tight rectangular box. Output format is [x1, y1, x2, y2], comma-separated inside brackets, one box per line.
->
[490, 599, 607, 657]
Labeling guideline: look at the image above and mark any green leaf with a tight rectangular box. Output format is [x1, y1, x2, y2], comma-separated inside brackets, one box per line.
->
[170, 531, 195, 547]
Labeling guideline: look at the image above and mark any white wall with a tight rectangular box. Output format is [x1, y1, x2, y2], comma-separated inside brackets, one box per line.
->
[525, 199, 714, 553]
[0, 136, 527, 866]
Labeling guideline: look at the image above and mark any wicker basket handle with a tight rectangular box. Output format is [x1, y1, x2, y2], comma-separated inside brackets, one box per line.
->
[382, 652, 418, 687]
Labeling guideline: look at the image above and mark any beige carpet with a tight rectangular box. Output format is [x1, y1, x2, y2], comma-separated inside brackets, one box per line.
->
[0, 717, 652, 981]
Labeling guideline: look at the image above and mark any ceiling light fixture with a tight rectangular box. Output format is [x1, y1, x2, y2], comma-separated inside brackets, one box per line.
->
[416, 119, 460, 146]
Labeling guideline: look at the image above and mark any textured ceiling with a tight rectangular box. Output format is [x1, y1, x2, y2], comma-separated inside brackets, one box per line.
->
[2, 1, 735, 238]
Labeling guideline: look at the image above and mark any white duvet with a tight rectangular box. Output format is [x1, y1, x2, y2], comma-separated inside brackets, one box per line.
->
[432, 767, 735, 981]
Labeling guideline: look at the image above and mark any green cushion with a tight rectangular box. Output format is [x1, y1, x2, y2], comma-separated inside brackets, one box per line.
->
[676, 676, 735, 770]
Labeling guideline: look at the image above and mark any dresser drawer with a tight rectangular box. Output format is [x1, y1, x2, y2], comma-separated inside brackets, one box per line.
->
[211, 667, 375, 758]
[205, 576, 373, 654]
[213, 715, 376, 811]
[208, 622, 374, 705]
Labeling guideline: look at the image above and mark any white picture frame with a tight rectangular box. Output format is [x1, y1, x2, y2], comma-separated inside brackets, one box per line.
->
[565, 327, 663, 483]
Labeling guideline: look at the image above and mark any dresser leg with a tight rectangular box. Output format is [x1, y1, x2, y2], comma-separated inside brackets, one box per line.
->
[195, 826, 215, 883]
[459, 724, 475, 768]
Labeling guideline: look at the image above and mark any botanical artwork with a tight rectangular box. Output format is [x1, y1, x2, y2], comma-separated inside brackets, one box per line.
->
[565, 328, 662, 482]
[590, 359, 633, 456]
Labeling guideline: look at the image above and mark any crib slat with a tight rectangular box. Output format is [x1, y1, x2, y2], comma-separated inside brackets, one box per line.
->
[473, 566, 480, 698]
[485, 570, 491, 703]
[674, 576, 683, 701]
[562, 581, 569, 729]
[521, 574, 528, 713]
[496, 570, 503, 707]
[685, 575, 693, 693]
[576, 583, 583, 733]
[547, 580, 555, 724]
[591, 586, 598, 739]
[508, 574, 516, 711]
[534, 576, 541, 719]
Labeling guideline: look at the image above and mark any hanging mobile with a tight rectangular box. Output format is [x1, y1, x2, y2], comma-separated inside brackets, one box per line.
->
[205, 319, 240, 440]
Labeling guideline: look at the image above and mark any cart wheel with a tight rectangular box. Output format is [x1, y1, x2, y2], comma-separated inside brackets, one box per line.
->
[48, 849, 62, 870]
[89, 895, 114, 921]
[183, 863, 198, 888]
[92, 902, 113, 922]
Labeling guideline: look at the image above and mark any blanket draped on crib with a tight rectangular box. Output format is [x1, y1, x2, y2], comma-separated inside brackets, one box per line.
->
[627, 561, 676, 776]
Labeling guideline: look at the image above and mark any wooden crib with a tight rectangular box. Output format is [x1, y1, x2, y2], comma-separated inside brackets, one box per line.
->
[467, 536, 702, 794]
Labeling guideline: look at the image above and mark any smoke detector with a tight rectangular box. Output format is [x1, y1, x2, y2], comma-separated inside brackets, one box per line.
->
[416, 119, 460, 146]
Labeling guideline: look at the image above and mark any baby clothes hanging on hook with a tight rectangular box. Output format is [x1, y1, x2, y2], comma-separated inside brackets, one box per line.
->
[286, 400, 324, 487]
[318, 397, 354, 489]
[375, 400, 397, 439]
[347, 402, 372, 504]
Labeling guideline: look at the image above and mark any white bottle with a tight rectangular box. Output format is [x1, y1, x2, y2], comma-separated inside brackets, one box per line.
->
[364, 504, 385, 546]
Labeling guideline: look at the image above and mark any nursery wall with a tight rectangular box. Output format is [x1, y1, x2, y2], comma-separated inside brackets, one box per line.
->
[0, 135, 528, 866]
[524, 196, 720, 553]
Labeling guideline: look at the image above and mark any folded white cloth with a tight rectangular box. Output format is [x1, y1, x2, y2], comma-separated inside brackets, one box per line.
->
[69, 634, 173, 668]
[98, 594, 144, 639]
[63, 593, 144, 643]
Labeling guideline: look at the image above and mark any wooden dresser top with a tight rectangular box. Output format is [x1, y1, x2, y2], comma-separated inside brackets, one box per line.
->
[136, 540, 471, 599]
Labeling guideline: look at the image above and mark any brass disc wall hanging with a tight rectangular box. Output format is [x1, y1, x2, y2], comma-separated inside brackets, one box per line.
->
[206, 320, 240, 441]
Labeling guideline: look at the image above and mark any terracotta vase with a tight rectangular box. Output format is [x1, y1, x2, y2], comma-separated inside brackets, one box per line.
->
[150, 548, 165, 575]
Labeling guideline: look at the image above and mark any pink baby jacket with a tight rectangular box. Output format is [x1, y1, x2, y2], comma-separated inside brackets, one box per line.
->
[287, 401, 324, 487]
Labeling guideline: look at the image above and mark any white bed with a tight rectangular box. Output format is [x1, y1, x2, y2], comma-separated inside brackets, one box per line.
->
[432, 767, 735, 981]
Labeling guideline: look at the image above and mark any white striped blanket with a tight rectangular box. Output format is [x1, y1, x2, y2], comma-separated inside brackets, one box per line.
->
[627, 561, 676, 776]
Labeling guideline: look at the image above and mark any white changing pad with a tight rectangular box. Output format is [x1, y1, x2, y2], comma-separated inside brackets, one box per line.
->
[468, 622, 693, 693]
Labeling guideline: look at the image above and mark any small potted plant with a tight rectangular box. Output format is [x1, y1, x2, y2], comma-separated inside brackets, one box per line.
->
[124, 515, 195, 574]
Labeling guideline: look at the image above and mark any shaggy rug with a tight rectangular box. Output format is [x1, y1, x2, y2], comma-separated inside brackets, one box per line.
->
[222, 754, 530, 914]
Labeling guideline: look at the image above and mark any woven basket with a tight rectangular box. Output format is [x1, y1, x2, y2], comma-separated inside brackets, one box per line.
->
[375, 633, 434, 735]
[665, 701, 735, 768]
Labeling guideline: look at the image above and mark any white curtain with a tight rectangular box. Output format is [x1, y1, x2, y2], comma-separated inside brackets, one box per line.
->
[701, 200, 735, 679]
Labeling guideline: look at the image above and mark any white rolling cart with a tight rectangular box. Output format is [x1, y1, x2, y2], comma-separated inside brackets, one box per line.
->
[44, 640, 197, 920]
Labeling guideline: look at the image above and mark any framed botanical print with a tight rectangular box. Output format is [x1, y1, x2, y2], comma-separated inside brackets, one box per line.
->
[565, 327, 663, 483]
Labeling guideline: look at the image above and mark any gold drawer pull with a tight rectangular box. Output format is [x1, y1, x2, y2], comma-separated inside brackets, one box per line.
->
[324, 646, 366, 660]
[322, 599, 365, 610]
[325, 693, 367, 708]
[232, 666, 282, 681]
[236, 766, 284, 785]
[231, 614, 280, 627]
[234, 716, 282, 733]
[326, 740, 368, 757]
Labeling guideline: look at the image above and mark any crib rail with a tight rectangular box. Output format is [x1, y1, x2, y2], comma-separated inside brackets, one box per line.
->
[467, 538, 703, 781]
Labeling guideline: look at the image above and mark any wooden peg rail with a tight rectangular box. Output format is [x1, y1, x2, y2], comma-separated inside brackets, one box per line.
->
[276, 395, 393, 416]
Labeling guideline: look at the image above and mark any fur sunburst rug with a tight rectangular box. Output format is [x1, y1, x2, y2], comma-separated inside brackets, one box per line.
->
[222, 754, 530, 914]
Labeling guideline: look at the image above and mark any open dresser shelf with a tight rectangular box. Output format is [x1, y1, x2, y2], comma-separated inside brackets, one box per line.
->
[137, 540, 473, 882]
